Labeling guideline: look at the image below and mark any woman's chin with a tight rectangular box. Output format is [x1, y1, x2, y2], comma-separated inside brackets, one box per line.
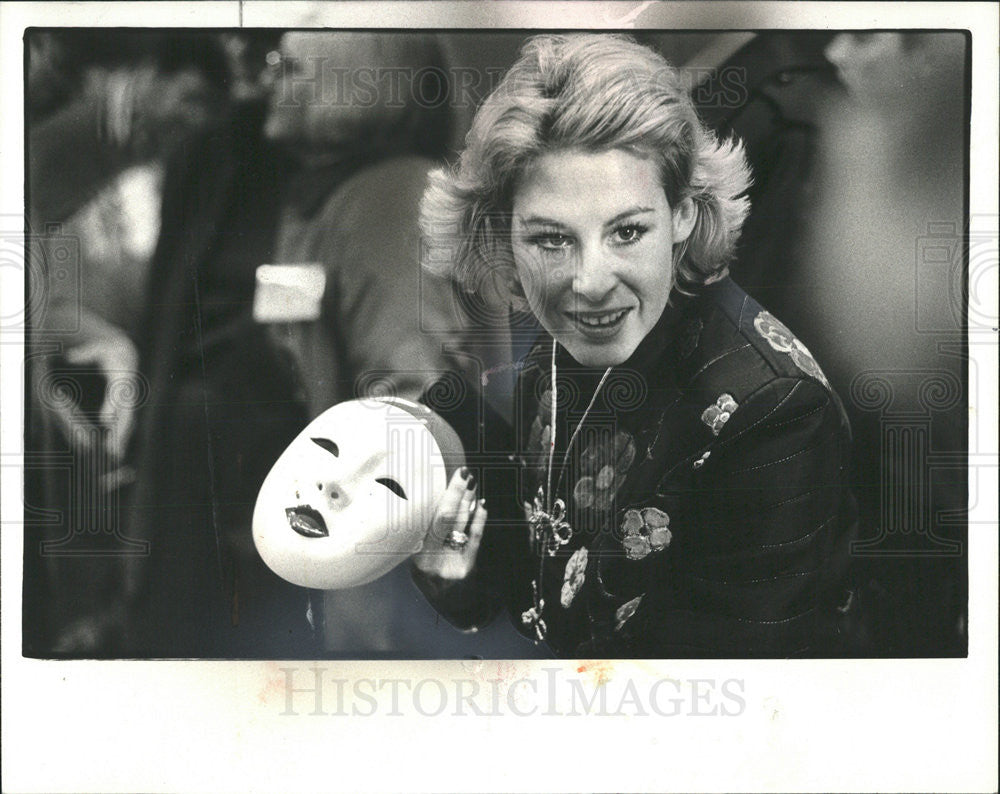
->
[561, 336, 639, 368]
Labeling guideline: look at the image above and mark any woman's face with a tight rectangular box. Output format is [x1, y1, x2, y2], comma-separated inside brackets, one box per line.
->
[511, 147, 695, 368]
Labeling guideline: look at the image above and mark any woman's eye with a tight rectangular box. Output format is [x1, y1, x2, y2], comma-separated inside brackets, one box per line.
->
[531, 233, 573, 251]
[375, 477, 408, 500]
[612, 224, 647, 244]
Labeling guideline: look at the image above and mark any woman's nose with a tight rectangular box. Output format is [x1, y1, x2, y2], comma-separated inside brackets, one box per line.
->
[571, 246, 617, 303]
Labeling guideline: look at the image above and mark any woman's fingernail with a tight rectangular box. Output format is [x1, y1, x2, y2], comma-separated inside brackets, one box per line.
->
[459, 466, 469, 479]
[466, 475, 477, 490]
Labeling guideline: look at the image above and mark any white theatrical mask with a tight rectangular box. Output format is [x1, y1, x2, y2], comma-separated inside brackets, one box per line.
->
[253, 397, 463, 589]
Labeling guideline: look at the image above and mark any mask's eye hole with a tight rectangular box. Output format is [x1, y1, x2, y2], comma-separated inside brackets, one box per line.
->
[375, 477, 407, 500]
[311, 438, 339, 457]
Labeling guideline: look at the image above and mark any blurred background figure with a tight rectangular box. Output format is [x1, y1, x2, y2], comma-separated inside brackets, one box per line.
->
[24, 31, 231, 655]
[120, 30, 543, 657]
[701, 31, 968, 655]
[218, 31, 282, 103]
[796, 33, 968, 656]
[260, 32, 456, 419]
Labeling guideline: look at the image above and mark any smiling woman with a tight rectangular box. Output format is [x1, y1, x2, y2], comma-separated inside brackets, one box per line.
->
[510, 147, 695, 367]
[415, 33, 861, 658]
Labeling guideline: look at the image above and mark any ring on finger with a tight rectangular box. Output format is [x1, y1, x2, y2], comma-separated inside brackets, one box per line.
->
[444, 529, 470, 550]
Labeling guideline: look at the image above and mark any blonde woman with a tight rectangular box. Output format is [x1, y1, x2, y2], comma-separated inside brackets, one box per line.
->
[415, 34, 858, 658]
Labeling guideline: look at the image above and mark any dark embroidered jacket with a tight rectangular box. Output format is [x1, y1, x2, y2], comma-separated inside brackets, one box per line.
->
[417, 277, 858, 658]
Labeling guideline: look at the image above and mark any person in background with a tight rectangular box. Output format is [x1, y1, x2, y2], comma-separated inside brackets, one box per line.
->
[122, 31, 541, 658]
[118, 30, 314, 658]
[800, 33, 968, 656]
[261, 32, 457, 420]
[24, 32, 230, 656]
[699, 32, 968, 655]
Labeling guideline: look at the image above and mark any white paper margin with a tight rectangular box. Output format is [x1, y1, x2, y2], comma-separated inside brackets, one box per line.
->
[1, 3, 996, 792]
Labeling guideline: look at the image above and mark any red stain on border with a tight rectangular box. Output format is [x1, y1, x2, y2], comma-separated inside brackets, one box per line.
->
[258, 662, 287, 705]
[577, 660, 614, 686]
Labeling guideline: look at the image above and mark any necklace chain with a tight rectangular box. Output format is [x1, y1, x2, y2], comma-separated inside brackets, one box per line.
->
[523, 340, 612, 643]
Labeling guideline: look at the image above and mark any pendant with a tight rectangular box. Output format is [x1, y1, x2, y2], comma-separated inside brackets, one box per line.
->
[521, 579, 547, 641]
[527, 485, 573, 556]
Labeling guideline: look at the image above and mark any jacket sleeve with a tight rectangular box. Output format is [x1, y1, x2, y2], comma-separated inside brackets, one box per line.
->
[409, 373, 528, 633]
[408, 466, 523, 633]
[322, 159, 464, 404]
[628, 376, 857, 657]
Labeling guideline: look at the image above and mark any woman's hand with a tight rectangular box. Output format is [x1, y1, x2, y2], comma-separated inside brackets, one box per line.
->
[413, 467, 487, 581]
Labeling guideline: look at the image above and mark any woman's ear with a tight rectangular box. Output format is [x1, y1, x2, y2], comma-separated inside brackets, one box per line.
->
[671, 196, 697, 244]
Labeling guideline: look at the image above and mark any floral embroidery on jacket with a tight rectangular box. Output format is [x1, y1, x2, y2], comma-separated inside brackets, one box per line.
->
[560, 547, 589, 608]
[701, 393, 739, 436]
[620, 506, 672, 560]
[614, 595, 644, 631]
[572, 430, 636, 513]
[753, 310, 830, 387]
[526, 485, 572, 556]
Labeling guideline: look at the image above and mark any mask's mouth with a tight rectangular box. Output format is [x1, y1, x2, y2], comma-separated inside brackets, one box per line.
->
[285, 505, 329, 538]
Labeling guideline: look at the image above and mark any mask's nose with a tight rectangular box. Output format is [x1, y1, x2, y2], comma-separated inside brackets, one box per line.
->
[287, 475, 352, 508]
[314, 479, 351, 510]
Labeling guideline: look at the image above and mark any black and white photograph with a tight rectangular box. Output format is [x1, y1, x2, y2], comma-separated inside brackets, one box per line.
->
[2, 2, 997, 792]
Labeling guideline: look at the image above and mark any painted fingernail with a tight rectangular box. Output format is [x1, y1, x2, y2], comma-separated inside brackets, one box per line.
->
[466, 475, 477, 490]
[459, 466, 469, 479]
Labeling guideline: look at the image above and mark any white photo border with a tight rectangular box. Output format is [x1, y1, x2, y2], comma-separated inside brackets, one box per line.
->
[2, 2, 997, 792]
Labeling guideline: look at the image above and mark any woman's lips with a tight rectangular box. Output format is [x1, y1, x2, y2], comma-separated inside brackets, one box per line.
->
[285, 505, 329, 538]
[565, 307, 632, 339]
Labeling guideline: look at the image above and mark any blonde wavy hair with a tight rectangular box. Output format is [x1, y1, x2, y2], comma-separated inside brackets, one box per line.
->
[420, 33, 751, 304]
